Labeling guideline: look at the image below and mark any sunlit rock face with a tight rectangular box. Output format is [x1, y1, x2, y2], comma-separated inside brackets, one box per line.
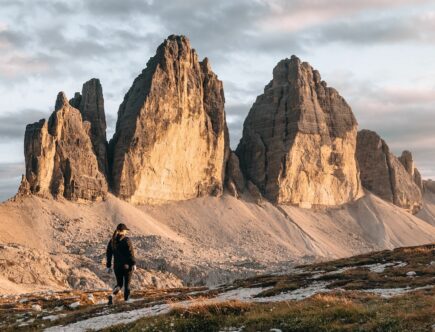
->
[356, 130, 422, 214]
[23, 92, 108, 201]
[236, 55, 362, 207]
[109, 35, 229, 204]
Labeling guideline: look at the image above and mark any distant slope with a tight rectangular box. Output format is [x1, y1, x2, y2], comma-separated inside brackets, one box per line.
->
[0, 191, 434, 294]
[416, 190, 435, 226]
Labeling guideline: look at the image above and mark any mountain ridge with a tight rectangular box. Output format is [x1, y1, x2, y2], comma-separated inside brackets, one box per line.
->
[2, 34, 434, 295]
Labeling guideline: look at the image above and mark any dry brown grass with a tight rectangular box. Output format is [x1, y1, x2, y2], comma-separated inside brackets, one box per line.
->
[402, 246, 433, 254]
[312, 293, 355, 306]
[170, 298, 252, 318]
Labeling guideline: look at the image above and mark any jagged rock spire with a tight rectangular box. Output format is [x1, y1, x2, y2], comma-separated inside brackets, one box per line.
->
[23, 91, 108, 201]
[71, 78, 108, 177]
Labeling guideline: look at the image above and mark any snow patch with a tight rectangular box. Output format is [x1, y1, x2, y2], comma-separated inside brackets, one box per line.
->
[253, 282, 332, 302]
[311, 267, 353, 279]
[44, 303, 171, 332]
[69, 301, 80, 309]
[362, 285, 433, 298]
[216, 287, 270, 301]
[393, 261, 407, 268]
[43, 314, 67, 321]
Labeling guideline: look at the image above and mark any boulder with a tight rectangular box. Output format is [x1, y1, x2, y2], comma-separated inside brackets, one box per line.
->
[23, 92, 107, 201]
[356, 130, 422, 213]
[109, 35, 229, 204]
[236, 55, 362, 206]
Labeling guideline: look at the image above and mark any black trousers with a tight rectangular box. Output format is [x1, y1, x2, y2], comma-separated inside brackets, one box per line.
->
[114, 266, 133, 300]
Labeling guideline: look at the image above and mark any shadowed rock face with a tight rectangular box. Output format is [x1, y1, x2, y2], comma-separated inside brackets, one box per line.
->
[399, 150, 423, 190]
[225, 151, 245, 198]
[356, 130, 422, 214]
[70, 79, 108, 177]
[236, 55, 362, 206]
[109, 35, 229, 204]
[23, 92, 108, 201]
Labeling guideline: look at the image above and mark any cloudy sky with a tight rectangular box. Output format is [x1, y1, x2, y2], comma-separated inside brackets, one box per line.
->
[1, 0, 435, 201]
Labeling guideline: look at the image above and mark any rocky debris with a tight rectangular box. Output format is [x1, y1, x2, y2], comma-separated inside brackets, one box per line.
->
[70, 79, 108, 177]
[16, 175, 31, 196]
[0, 242, 183, 294]
[109, 35, 229, 204]
[399, 150, 423, 190]
[247, 181, 263, 205]
[356, 130, 422, 213]
[226, 181, 239, 198]
[23, 92, 108, 201]
[236, 55, 362, 206]
[225, 152, 245, 198]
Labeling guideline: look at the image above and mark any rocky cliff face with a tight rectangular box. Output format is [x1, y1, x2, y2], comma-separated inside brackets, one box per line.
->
[356, 130, 422, 213]
[109, 35, 229, 204]
[236, 55, 362, 206]
[23, 92, 107, 201]
[70, 79, 108, 177]
[399, 150, 423, 190]
[225, 152, 245, 198]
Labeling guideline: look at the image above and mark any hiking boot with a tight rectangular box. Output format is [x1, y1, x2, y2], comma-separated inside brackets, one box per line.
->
[113, 286, 121, 295]
[107, 295, 113, 305]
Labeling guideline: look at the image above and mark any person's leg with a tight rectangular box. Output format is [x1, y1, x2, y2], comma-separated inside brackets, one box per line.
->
[108, 267, 124, 305]
[124, 269, 133, 301]
[114, 267, 124, 294]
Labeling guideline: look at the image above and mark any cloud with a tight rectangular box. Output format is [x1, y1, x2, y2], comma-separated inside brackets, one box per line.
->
[0, 29, 27, 49]
[0, 109, 48, 140]
[336, 81, 435, 178]
[309, 12, 435, 45]
[0, 162, 23, 202]
[260, 0, 429, 32]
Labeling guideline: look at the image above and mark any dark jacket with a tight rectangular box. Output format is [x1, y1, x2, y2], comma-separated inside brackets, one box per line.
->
[106, 235, 136, 269]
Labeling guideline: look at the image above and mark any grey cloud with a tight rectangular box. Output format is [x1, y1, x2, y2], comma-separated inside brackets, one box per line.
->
[82, 0, 304, 61]
[0, 162, 24, 202]
[0, 109, 48, 140]
[36, 26, 110, 58]
[0, 30, 27, 48]
[309, 13, 435, 45]
[85, 0, 151, 16]
[0, 162, 24, 178]
[345, 86, 435, 178]
[226, 103, 252, 149]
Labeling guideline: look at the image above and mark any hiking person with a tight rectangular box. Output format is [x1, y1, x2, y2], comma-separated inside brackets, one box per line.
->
[106, 223, 136, 304]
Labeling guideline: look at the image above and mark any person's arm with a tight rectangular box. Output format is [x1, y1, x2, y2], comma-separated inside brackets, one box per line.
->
[106, 240, 113, 268]
[126, 237, 136, 267]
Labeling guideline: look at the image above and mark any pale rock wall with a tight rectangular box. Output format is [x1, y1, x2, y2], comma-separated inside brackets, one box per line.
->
[109, 35, 229, 204]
